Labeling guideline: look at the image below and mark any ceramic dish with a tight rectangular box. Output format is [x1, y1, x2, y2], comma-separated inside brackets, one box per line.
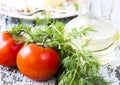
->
[0, 0, 79, 20]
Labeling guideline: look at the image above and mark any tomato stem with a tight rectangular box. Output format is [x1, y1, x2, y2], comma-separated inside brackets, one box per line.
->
[42, 35, 50, 47]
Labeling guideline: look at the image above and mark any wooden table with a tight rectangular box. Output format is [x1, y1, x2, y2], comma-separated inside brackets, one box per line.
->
[0, 15, 120, 85]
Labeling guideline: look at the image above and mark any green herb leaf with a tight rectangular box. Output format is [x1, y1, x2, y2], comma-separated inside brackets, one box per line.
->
[68, 26, 96, 39]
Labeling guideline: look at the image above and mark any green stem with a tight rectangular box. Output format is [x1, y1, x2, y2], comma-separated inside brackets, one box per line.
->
[69, 41, 80, 51]
[50, 25, 64, 38]
[68, 42, 84, 85]
[69, 63, 79, 85]
[42, 35, 50, 47]
[23, 30, 33, 38]
[70, 41, 87, 58]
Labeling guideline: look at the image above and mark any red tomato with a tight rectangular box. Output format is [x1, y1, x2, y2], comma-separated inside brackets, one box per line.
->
[17, 43, 60, 81]
[0, 32, 23, 66]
